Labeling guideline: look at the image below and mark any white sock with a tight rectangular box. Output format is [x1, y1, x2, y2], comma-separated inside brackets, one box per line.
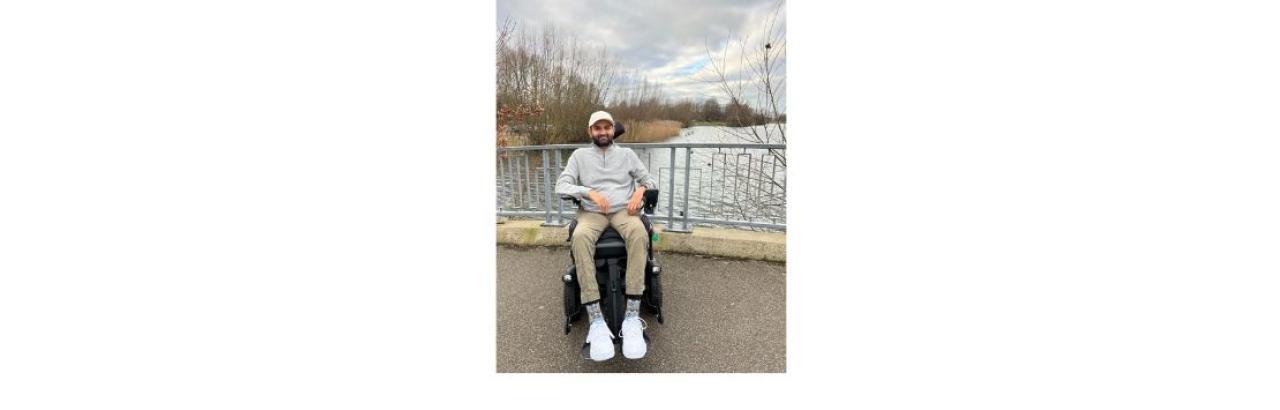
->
[585, 301, 604, 323]
[625, 298, 640, 319]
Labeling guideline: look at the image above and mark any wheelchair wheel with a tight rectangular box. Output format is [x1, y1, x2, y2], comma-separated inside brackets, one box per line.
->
[643, 281, 664, 324]
[563, 266, 580, 311]
[641, 253, 664, 322]
[562, 276, 581, 334]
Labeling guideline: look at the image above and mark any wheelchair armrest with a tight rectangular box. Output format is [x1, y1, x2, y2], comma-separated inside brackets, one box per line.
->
[560, 188, 656, 213]
[559, 194, 582, 206]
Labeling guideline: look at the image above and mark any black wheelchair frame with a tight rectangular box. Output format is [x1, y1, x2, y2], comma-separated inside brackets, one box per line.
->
[560, 188, 665, 339]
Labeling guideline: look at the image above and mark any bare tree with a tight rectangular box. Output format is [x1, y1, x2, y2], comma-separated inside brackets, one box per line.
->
[496, 21, 618, 145]
[498, 20, 702, 146]
[698, 1, 787, 229]
[702, 1, 786, 150]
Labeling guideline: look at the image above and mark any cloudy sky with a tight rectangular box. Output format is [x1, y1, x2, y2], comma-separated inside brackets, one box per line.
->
[497, 0, 785, 110]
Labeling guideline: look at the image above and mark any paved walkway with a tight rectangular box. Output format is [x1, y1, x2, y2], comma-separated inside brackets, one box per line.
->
[496, 245, 786, 372]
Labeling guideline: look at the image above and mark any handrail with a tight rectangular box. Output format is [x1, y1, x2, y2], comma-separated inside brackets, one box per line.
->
[497, 142, 786, 152]
[496, 142, 786, 231]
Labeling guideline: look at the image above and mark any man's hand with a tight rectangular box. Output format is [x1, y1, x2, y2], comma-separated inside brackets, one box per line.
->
[586, 191, 610, 214]
[626, 186, 646, 215]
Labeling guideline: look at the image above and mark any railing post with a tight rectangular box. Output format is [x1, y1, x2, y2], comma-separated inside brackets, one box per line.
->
[555, 149, 565, 225]
[508, 155, 516, 207]
[682, 146, 693, 231]
[523, 154, 533, 210]
[541, 149, 553, 225]
[666, 146, 689, 233]
[496, 155, 504, 210]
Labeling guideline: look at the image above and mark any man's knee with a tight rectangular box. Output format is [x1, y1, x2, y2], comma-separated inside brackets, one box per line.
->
[618, 222, 647, 241]
[572, 229, 600, 245]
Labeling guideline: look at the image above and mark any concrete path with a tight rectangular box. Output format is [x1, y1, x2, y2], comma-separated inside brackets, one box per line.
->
[496, 245, 786, 373]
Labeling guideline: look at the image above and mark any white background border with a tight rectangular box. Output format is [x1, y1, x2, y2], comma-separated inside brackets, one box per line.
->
[2, 1, 1278, 408]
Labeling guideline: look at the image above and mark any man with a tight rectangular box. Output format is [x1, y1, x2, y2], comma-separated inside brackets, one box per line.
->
[555, 110, 659, 361]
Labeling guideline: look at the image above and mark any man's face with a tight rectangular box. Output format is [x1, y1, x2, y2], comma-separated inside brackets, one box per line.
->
[588, 120, 614, 147]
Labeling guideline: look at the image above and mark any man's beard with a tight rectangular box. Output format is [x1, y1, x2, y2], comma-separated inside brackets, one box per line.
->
[592, 135, 613, 147]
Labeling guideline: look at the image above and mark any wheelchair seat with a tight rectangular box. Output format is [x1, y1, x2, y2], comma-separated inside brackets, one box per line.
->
[567, 215, 651, 260]
[593, 226, 628, 259]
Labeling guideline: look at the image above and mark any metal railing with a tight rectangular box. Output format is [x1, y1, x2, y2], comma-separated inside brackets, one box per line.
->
[497, 142, 786, 231]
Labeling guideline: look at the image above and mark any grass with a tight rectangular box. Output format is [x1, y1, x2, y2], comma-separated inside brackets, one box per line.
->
[688, 120, 728, 127]
[620, 120, 682, 143]
[501, 119, 683, 146]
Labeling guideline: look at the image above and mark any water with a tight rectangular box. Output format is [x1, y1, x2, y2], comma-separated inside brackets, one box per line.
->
[662, 124, 787, 144]
[629, 125, 786, 229]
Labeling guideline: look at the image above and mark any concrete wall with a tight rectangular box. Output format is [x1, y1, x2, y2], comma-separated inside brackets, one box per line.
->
[496, 220, 785, 263]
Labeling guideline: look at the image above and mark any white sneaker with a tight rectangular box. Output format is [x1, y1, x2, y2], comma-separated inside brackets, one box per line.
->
[586, 320, 615, 362]
[620, 316, 647, 359]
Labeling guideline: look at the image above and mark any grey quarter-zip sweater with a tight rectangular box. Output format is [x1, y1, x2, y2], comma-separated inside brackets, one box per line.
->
[555, 143, 658, 214]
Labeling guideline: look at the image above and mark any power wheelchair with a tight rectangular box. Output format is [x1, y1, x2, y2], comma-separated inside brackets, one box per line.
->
[558, 122, 665, 355]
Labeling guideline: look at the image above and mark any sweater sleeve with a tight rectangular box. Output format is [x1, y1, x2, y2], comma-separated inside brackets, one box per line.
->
[628, 149, 659, 190]
[555, 151, 593, 199]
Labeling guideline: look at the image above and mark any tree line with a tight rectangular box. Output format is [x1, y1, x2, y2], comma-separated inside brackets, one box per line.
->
[497, 21, 782, 146]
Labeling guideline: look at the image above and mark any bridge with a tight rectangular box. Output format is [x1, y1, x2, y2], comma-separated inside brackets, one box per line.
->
[496, 142, 786, 371]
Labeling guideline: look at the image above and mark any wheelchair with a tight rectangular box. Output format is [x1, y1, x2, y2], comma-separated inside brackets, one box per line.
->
[560, 189, 664, 338]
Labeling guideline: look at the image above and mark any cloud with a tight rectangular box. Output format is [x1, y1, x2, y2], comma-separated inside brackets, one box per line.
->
[498, 0, 785, 111]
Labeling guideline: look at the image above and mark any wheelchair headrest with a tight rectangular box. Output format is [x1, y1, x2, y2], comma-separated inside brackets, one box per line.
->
[613, 121, 625, 138]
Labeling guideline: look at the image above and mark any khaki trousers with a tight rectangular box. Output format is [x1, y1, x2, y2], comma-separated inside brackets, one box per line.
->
[572, 210, 648, 304]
